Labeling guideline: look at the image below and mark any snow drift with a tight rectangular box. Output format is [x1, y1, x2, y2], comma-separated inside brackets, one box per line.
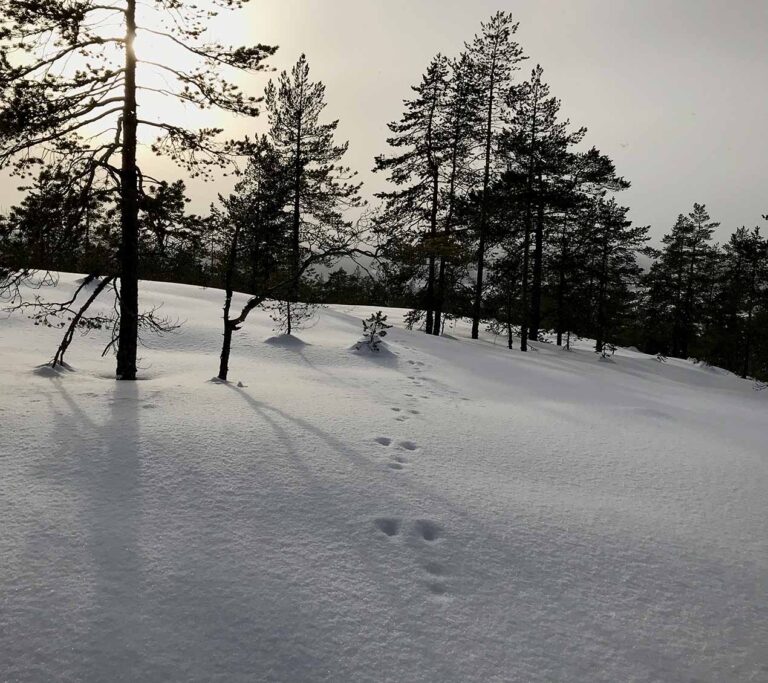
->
[1, 274, 766, 682]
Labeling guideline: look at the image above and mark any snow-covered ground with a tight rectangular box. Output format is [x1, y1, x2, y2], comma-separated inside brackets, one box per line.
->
[1, 274, 766, 682]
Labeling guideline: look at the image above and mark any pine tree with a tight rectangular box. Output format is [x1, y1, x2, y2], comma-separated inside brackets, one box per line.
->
[354, 311, 392, 352]
[501, 64, 586, 349]
[643, 204, 718, 358]
[465, 11, 526, 340]
[0, 0, 276, 378]
[588, 199, 648, 353]
[547, 149, 629, 347]
[719, 226, 768, 377]
[433, 54, 480, 336]
[374, 54, 450, 335]
[265, 54, 363, 335]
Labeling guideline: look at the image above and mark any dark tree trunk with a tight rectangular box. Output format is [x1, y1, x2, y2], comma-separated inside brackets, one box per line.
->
[218, 220, 242, 381]
[116, 0, 139, 380]
[433, 256, 446, 336]
[529, 180, 545, 341]
[52, 276, 115, 368]
[520, 181, 533, 352]
[425, 254, 436, 335]
[555, 226, 568, 347]
[471, 65, 496, 340]
[594, 237, 609, 353]
[425, 167, 440, 334]
[288, 112, 303, 336]
[218, 319, 234, 382]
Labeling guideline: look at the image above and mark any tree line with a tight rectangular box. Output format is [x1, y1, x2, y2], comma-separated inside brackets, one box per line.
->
[1, 7, 766, 381]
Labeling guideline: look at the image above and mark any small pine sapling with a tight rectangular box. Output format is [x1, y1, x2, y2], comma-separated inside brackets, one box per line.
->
[355, 311, 392, 352]
[597, 341, 617, 360]
[403, 309, 423, 331]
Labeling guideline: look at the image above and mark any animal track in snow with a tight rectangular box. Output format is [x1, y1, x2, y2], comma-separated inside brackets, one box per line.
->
[374, 436, 392, 446]
[390, 407, 402, 412]
[425, 561, 444, 576]
[374, 518, 400, 536]
[398, 440, 419, 451]
[387, 462, 405, 471]
[415, 519, 440, 542]
[427, 582, 448, 596]
[408, 409, 420, 415]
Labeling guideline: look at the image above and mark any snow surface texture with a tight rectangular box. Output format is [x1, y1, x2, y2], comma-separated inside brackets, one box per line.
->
[1, 274, 766, 682]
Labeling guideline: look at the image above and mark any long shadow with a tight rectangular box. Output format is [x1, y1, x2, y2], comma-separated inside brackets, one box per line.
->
[36, 379, 143, 678]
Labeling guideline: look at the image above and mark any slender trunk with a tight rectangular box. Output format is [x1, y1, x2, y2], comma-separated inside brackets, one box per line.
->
[742, 262, 757, 379]
[471, 63, 496, 340]
[506, 283, 514, 350]
[289, 110, 303, 335]
[594, 234, 609, 353]
[423, 83, 442, 336]
[530, 184, 544, 341]
[682, 239, 698, 358]
[116, 0, 139, 380]
[435, 105, 462, 337]
[672, 237, 685, 357]
[520, 215, 531, 352]
[519, 104, 538, 352]
[556, 267, 566, 347]
[433, 257, 446, 336]
[425, 166, 439, 334]
[52, 276, 115, 367]
[742, 306, 753, 379]
[218, 223, 242, 381]
[425, 255, 436, 334]
[555, 222, 569, 347]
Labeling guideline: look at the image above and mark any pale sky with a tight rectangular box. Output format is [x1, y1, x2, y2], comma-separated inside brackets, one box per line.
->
[3, 0, 767, 243]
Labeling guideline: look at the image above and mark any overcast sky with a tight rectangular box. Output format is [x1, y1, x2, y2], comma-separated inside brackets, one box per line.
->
[3, 0, 766, 243]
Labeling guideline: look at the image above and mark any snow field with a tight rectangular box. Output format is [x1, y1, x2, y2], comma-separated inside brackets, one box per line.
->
[1, 274, 766, 682]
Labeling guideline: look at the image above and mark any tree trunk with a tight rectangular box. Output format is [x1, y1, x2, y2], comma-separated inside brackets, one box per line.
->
[519, 108, 538, 352]
[741, 263, 757, 379]
[289, 111, 303, 335]
[471, 64, 496, 340]
[425, 166, 440, 334]
[425, 254, 436, 335]
[433, 257, 446, 336]
[594, 237, 609, 353]
[115, 0, 139, 380]
[435, 108, 462, 337]
[52, 277, 115, 368]
[529, 178, 545, 341]
[555, 227, 568, 347]
[218, 219, 242, 381]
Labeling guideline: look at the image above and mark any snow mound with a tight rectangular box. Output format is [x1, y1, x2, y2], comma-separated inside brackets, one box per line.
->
[264, 333, 309, 348]
[32, 361, 75, 376]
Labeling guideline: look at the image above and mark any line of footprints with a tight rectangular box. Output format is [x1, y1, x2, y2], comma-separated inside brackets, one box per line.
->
[374, 517, 448, 598]
[374, 436, 419, 470]
[370, 357, 449, 598]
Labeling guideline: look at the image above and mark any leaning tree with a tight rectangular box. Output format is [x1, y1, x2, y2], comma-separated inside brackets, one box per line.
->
[0, 0, 275, 378]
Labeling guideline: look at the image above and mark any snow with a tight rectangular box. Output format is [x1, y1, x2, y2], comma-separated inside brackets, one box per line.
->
[1, 273, 766, 682]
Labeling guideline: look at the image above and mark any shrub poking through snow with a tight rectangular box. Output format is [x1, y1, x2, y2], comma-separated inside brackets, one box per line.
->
[355, 311, 392, 352]
[597, 341, 617, 360]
